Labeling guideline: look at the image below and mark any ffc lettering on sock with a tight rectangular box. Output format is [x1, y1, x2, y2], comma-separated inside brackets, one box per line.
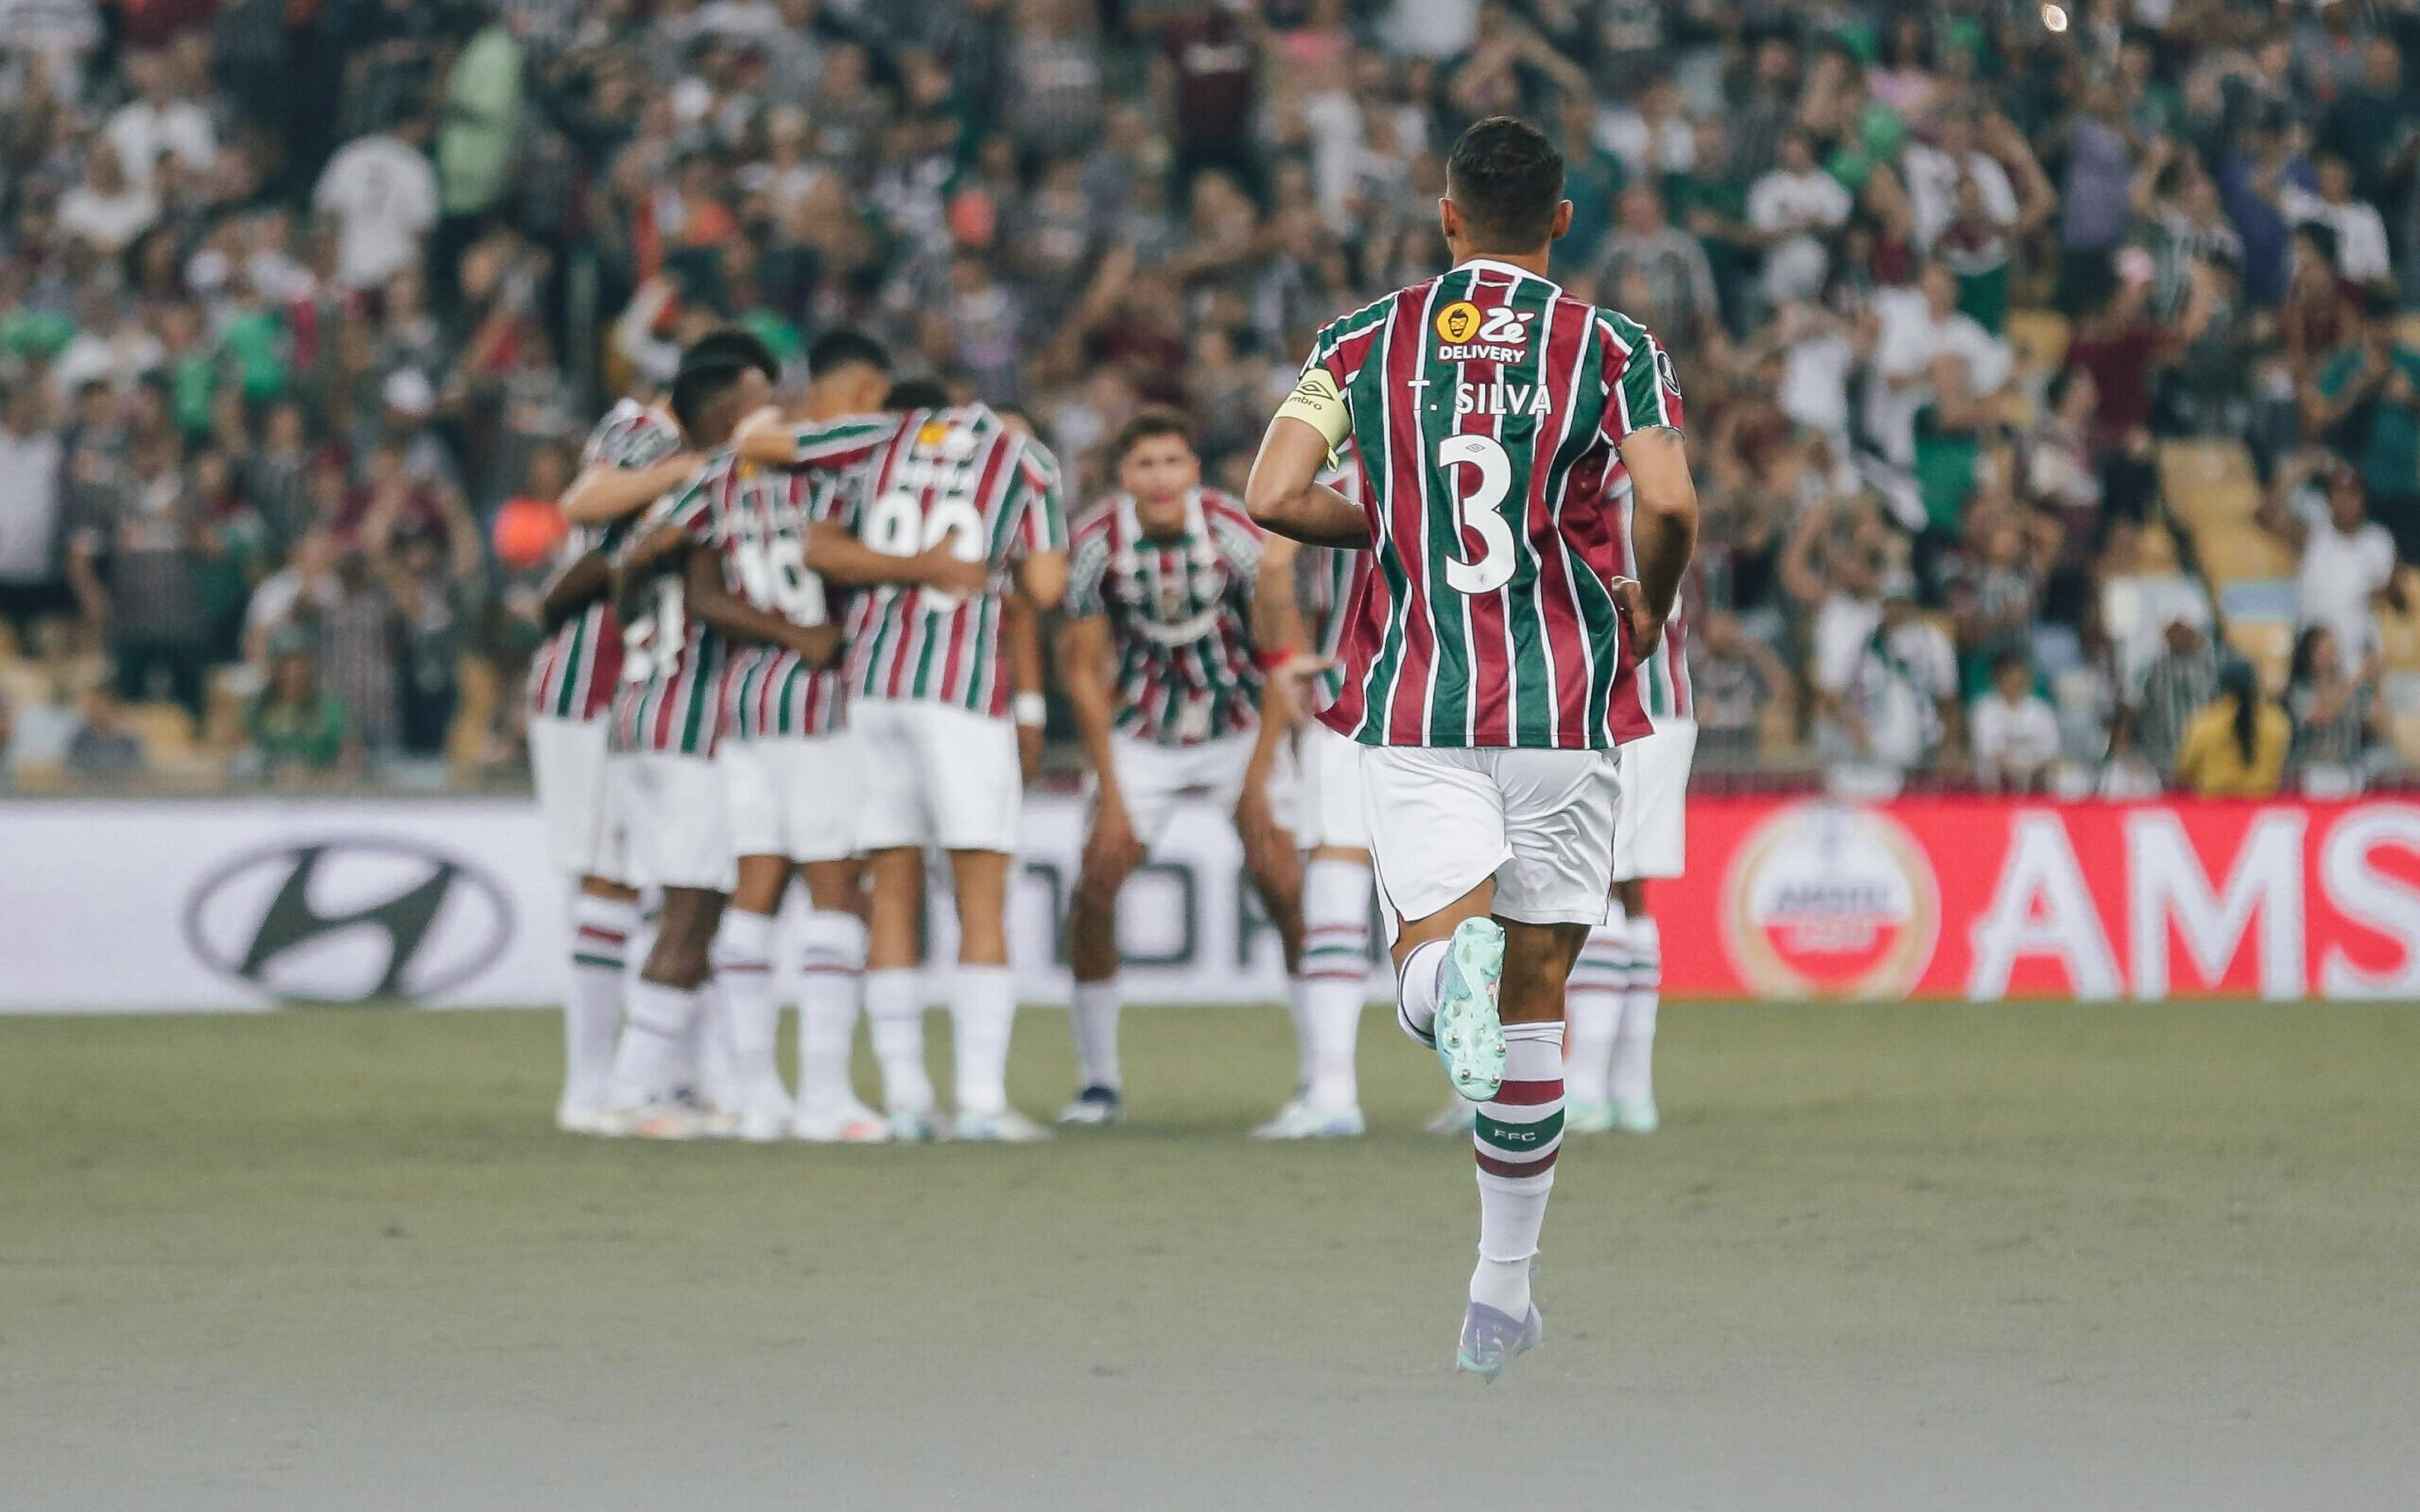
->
[1473, 1024, 1566, 1183]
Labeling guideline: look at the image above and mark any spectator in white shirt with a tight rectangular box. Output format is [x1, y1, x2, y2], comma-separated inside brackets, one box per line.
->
[1903, 111, 2019, 253]
[1749, 133, 1853, 306]
[313, 119, 440, 292]
[1971, 650, 2063, 791]
[1815, 568, 1960, 772]
[104, 47, 216, 192]
[1865, 261, 2013, 469]
[2258, 454, 2406, 667]
[55, 140, 157, 256]
[2282, 153, 2392, 287]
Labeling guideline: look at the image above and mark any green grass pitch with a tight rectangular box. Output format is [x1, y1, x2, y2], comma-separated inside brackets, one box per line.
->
[4, 1002, 2416, 1511]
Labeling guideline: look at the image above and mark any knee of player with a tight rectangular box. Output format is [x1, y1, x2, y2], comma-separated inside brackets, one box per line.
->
[1071, 865, 1131, 912]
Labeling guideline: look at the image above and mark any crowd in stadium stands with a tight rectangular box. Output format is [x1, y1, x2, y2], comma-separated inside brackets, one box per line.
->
[1, 0, 2417, 798]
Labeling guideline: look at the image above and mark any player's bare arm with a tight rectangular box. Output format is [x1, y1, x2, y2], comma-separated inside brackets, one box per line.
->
[559, 451, 700, 525]
[1613, 425, 1700, 662]
[1003, 592, 1048, 784]
[681, 546, 838, 665]
[1244, 416, 1367, 547]
[803, 522, 988, 598]
[539, 549, 610, 631]
[1013, 547, 1069, 612]
[1057, 610, 1141, 871]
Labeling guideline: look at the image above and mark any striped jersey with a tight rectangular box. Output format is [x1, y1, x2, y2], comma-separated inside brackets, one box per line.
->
[771, 405, 1069, 719]
[607, 466, 725, 757]
[526, 400, 681, 721]
[715, 459, 848, 741]
[1615, 481, 1691, 722]
[1066, 486, 1266, 747]
[1288, 258, 1677, 750]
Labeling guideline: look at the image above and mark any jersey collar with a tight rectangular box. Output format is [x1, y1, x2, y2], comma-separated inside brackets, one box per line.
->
[1455, 256, 1561, 292]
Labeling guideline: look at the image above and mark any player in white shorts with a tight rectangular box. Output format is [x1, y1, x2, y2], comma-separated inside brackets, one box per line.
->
[1054, 408, 1306, 1130]
[712, 331, 982, 1143]
[1243, 115, 1699, 1380]
[1568, 583, 1695, 1135]
[527, 395, 700, 1132]
[734, 380, 1069, 1142]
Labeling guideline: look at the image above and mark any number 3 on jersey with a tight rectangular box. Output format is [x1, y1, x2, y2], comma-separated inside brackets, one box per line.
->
[1438, 433, 1514, 595]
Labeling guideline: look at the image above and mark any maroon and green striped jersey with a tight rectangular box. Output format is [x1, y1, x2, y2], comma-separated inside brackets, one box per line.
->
[606, 467, 725, 757]
[1066, 486, 1266, 747]
[1296, 259, 1676, 750]
[770, 406, 1068, 719]
[715, 459, 849, 742]
[526, 400, 680, 722]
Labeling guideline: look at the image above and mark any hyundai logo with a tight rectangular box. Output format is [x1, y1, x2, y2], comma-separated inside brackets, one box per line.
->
[182, 838, 514, 1004]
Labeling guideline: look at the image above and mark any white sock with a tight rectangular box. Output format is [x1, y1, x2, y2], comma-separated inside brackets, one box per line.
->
[1470, 1021, 1565, 1317]
[693, 983, 741, 1112]
[1301, 858, 1371, 1108]
[796, 910, 868, 1118]
[565, 892, 637, 1111]
[1286, 975, 1315, 1092]
[604, 978, 701, 1108]
[1395, 937, 1449, 1046]
[950, 965, 1018, 1116]
[1069, 978, 1122, 1092]
[863, 968, 933, 1114]
[1564, 920, 1629, 1108]
[711, 907, 789, 1116]
[1613, 915, 1661, 1109]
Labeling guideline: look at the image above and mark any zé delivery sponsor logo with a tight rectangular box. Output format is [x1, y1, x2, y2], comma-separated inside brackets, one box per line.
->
[1432, 301, 1534, 363]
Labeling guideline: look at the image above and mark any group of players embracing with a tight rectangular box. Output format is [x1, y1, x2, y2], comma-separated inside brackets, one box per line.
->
[530, 113, 1700, 1379]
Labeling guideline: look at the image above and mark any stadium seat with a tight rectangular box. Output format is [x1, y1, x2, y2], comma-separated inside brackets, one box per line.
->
[2158, 440, 2262, 537]
[2194, 523, 2295, 587]
[2382, 571, 2420, 672]
[123, 702, 197, 759]
[2005, 309, 2070, 375]
[2225, 619, 2296, 693]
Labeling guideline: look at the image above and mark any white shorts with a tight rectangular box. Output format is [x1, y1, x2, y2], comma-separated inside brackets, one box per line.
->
[1360, 745, 1621, 931]
[722, 730, 862, 864]
[852, 698, 1021, 854]
[1092, 730, 1294, 851]
[1612, 718, 1697, 882]
[1296, 721, 1369, 851]
[614, 749, 735, 892]
[529, 714, 625, 881]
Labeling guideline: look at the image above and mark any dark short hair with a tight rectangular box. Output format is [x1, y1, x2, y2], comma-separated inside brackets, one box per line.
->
[1113, 404, 1196, 463]
[1446, 116, 1565, 251]
[883, 377, 952, 413]
[677, 326, 780, 379]
[807, 328, 890, 379]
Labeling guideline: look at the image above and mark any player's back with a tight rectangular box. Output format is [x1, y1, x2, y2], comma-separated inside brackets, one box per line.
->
[839, 403, 1066, 716]
[529, 399, 681, 723]
[1305, 260, 1677, 751]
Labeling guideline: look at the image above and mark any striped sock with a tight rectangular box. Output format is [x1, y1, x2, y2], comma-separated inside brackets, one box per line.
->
[796, 910, 868, 1118]
[565, 893, 636, 1111]
[1564, 919, 1630, 1109]
[1301, 859, 1372, 1108]
[1470, 1022, 1565, 1317]
[1613, 916, 1661, 1109]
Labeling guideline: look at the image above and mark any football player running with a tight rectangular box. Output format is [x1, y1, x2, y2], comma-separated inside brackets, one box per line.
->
[1054, 407, 1305, 1129]
[1244, 117, 1698, 1380]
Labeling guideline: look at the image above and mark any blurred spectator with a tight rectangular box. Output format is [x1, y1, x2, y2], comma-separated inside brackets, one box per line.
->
[1970, 650, 2061, 794]
[1813, 569, 1958, 777]
[2285, 624, 2380, 779]
[243, 633, 353, 783]
[2175, 659, 2290, 798]
[65, 684, 145, 781]
[2120, 614, 2221, 778]
[2303, 290, 2420, 558]
[2258, 452, 2406, 668]
[66, 418, 210, 719]
[314, 113, 437, 292]
[0, 375, 68, 648]
[1689, 607, 1791, 770]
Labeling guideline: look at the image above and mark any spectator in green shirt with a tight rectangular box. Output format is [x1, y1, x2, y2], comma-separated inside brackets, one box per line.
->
[246, 635, 354, 783]
[2306, 289, 2420, 559]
